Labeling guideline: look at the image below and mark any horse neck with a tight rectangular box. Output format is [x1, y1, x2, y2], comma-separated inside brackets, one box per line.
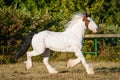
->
[65, 21, 86, 39]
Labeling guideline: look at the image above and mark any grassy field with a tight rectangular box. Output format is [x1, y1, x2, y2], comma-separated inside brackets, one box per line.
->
[0, 61, 120, 80]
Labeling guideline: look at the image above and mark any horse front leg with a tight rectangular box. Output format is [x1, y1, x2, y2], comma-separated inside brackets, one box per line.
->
[67, 49, 94, 74]
[76, 50, 94, 74]
[43, 49, 58, 73]
[67, 57, 80, 68]
[67, 48, 81, 68]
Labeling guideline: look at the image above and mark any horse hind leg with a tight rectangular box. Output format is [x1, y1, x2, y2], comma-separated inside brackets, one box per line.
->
[43, 49, 58, 73]
[25, 50, 44, 70]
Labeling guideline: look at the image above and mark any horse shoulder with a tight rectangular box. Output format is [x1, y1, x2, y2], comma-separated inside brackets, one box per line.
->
[66, 34, 83, 49]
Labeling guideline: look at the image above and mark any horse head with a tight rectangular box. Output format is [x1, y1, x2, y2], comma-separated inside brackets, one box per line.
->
[83, 12, 98, 33]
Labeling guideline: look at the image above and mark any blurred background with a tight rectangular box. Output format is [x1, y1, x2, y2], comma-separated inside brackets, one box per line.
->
[0, 0, 120, 63]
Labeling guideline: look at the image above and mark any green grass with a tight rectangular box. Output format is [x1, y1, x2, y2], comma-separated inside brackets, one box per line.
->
[0, 61, 120, 80]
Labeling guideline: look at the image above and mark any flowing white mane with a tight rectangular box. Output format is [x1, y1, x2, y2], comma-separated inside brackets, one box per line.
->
[65, 13, 85, 30]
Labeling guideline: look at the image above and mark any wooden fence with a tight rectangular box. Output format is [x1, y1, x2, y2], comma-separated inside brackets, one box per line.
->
[84, 34, 120, 56]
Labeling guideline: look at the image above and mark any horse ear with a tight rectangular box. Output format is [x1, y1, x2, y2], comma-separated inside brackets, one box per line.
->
[85, 12, 88, 17]
[83, 12, 88, 21]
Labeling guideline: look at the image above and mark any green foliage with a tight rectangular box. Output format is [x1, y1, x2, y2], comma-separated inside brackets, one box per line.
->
[0, 0, 120, 63]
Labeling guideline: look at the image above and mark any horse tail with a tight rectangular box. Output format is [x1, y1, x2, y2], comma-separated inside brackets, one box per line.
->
[14, 32, 35, 62]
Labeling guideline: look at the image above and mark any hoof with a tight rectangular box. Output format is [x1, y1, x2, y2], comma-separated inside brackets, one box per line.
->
[86, 65, 95, 74]
[87, 70, 95, 74]
[25, 61, 32, 70]
[49, 70, 58, 74]
[23, 61, 27, 64]
[67, 59, 73, 68]
[48, 69, 58, 74]
[26, 67, 31, 70]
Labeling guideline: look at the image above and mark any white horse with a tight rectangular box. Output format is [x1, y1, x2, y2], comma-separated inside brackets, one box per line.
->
[15, 12, 98, 74]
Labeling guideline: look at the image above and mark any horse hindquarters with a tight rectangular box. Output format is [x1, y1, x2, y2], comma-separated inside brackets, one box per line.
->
[26, 33, 58, 73]
[25, 33, 46, 70]
[32, 33, 46, 54]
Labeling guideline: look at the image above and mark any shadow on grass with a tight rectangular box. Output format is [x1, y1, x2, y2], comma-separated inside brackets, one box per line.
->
[95, 67, 120, 73]
[59, 70, 70, 73]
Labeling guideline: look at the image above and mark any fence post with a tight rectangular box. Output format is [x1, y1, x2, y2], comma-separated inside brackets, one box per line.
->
[94, 38, 98, 56]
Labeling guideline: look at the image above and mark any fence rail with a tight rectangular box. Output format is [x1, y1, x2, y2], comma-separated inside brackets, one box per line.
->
[84, 34, 120, 56]
[85, 34, 120, 38]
